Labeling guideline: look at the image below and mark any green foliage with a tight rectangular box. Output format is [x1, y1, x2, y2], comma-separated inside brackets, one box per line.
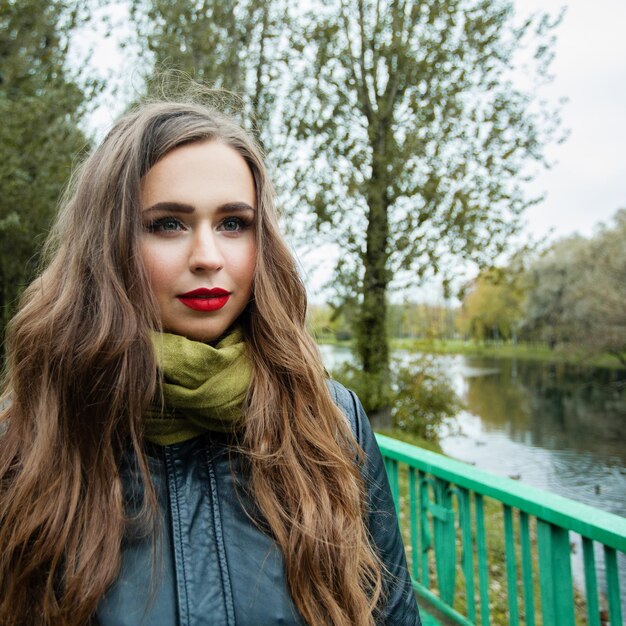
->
[332, 355, 462, 442]
[0, 0, 90, 345]
[286, 0, 563, 409]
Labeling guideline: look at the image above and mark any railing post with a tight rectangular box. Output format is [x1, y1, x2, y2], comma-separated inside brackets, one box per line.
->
[457, 487, 476, 623]
[475, 493, 491, 626]
[419, 473, 431, 589]
[429, 477, 456, 606]
[503, 505, 520, 626]
[519, 512, 536, 626]
[409, 467, 420, 581]
[582, 538, 600, 626]
[385, 458, 400, 518]
[604, 546, 623, 626]
[537, 519, 576, 626]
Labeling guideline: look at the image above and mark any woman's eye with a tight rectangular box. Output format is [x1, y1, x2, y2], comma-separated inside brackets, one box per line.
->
[221, 217, 245, 232]
[147, 217, 184, 233]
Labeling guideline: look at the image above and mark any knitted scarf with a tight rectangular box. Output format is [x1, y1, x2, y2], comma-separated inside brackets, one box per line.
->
[144, 328, 251, 445]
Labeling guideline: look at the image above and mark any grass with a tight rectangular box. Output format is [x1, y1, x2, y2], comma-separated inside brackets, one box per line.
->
[404, 339, 625, 370]
[316, 334, 624, 370]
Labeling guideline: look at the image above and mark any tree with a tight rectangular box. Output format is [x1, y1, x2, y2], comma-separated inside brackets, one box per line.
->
[0, 0, 90, 348]
[575, 209, 626, 366]
[288, 0, 562, 413]
[523, 210, 626, 366]
[128, 0, 293, 149]
[387, 301, 456, 340]
[458, 267, 526, 342]
[391, 355, 462, 440]
[521, 235, 588, 348]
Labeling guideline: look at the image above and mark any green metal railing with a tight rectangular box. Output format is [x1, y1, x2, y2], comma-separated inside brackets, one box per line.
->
[376, 434, 626, 626]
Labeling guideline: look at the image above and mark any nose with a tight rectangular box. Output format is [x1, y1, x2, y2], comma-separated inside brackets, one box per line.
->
[188, 226, 224, 272]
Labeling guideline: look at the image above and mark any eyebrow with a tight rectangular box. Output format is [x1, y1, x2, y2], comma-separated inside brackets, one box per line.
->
[142, 201, 256, 214]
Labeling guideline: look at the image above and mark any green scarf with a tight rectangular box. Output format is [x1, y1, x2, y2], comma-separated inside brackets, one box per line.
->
[144, 328, 251, 446]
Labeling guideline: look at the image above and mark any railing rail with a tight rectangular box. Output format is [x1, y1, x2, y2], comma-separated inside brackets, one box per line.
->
[376, 433, 626, 626]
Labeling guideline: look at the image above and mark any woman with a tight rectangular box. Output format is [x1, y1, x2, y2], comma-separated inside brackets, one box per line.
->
[0, 100, 420, 626]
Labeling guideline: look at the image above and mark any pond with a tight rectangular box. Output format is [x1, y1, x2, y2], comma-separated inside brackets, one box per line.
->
[438, 356, 625, 518]
[318, 345, 626, 610]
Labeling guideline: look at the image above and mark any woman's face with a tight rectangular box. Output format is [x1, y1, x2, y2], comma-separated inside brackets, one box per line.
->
[139, 140, 257, 342]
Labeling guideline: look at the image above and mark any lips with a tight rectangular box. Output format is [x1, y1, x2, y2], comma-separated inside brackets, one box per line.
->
[177, 288, 231, 312]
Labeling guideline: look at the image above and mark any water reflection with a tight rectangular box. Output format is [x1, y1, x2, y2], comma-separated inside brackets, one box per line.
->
[462, 359, 625, 466]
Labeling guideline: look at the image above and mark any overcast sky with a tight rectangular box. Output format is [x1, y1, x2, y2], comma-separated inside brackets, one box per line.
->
[516, 0, 626, 240]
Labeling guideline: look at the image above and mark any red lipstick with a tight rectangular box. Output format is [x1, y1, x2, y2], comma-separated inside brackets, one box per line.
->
[177, 288, 230, 312]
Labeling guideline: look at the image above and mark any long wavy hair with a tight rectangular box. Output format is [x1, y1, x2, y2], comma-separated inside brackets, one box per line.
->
[0, 101, 382, 625]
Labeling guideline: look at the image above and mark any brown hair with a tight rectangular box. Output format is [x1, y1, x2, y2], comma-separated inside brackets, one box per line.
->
[0, 101, 382, 625]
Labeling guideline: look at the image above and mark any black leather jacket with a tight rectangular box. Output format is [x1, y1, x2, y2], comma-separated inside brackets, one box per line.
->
[97, 382, 421, 625]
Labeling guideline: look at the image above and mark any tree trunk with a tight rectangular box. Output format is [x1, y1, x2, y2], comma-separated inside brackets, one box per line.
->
[252, 3, 269, 123]
[356, 123, 391, 416]
[224, 4, 242, 94]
